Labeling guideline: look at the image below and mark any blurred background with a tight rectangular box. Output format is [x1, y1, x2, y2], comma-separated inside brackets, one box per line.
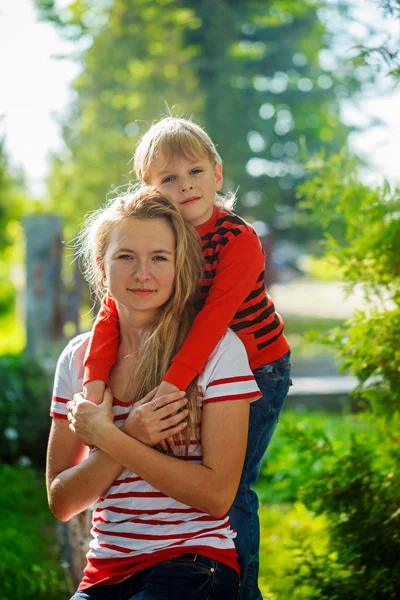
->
[0, 1, 399, 599]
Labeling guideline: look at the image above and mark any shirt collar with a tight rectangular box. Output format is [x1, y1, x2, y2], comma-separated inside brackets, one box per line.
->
[196, 204, 221, 237]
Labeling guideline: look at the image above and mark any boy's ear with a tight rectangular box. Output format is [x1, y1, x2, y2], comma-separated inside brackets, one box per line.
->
[215, 163, 223, 191]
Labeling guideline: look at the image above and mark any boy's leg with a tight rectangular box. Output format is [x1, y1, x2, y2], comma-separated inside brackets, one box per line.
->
[228, 351, 292, 600]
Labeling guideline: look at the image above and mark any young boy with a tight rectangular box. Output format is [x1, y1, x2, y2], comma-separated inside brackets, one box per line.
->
[83, 117, 291, 600]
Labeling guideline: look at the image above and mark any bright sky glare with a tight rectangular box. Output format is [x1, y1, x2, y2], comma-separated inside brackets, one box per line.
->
[0, 0, 399, 197]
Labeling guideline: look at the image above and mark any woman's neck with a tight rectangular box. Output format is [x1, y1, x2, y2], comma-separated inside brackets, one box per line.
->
[116, 303, 157, 359]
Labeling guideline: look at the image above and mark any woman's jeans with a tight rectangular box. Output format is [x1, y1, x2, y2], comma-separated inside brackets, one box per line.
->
[70, 554, 239, 600]
[228, 351, 292, 600]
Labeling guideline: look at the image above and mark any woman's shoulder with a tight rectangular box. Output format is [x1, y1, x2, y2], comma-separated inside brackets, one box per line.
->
[56, 332, 91, 373]
[198, 329, 259, 403]
[215, 328, 246, 356]
[200, 329, 250, 381]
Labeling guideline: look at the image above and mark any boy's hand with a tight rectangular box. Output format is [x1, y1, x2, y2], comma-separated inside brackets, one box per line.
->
[154, 381, 183, 452]
[122, 388, 188, 447]
[84, 380, 106, 405]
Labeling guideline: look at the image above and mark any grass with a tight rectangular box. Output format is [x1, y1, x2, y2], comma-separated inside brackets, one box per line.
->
[0, 465, 71, 599]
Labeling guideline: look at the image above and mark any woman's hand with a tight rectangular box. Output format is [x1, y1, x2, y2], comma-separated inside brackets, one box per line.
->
[67, 388, 115, 447]
[122, 388, 188, 447]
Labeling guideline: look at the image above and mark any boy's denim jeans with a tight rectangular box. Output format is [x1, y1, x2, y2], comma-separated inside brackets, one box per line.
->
[228, 351, 292, 600]
[70, 554, 239, 600]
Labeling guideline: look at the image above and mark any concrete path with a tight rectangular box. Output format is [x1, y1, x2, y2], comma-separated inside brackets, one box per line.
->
[269, 280, 388, 319]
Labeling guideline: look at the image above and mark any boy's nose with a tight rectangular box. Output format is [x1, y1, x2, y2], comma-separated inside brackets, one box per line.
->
[180, 179, 193, 192]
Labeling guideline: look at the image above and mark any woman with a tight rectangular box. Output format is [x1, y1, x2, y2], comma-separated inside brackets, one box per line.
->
[47, 187, 261, 599]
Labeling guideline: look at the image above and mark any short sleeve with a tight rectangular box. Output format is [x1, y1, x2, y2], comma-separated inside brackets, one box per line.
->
[50, 334, 89, 419]
[50, 347, 74, 420]
[201, 330, 262, 405]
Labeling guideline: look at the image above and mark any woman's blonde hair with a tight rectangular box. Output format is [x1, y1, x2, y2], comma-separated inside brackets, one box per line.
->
[77, 185, 204, 455]
[133, 116, 235, 210]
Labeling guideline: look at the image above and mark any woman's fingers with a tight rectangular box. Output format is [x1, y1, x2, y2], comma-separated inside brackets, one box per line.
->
[158, 440, 168, 452]
[158, 421, 187, 451]
[150, 391, 186, 411]
[160, 409, 189, 430]
[152, 395, 187, 419]
[138, 387, 159, 406]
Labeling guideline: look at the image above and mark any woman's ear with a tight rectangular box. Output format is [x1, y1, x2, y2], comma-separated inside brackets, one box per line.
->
[97, 257, 107, 287]
[215, 163, 223, 192]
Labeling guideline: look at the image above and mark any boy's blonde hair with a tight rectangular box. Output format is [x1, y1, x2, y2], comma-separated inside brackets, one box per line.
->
[76, 185, 204, 456]
[134, 117, 235, 209]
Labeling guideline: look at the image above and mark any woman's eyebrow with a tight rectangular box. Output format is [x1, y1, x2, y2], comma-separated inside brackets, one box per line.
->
[151, 249, 174, 255]
[115, 247, 135, 253]
[115, 247, 173, 255]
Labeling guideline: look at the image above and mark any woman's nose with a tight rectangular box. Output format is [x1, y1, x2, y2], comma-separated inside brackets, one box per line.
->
[134, 263, 150, 281]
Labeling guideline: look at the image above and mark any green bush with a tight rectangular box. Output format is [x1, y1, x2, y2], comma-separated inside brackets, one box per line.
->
[256, 411, 374, 504]
[0, 464, 71, 600]
[258, 502, 331, 600]
[265, 150, 400, 599]
[0, 353, 52, 466]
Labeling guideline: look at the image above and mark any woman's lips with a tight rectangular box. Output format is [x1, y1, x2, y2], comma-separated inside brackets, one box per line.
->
[128, 288, 155, 295]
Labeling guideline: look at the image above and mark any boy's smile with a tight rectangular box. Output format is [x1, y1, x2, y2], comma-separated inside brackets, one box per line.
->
[150, 154, 223, 227]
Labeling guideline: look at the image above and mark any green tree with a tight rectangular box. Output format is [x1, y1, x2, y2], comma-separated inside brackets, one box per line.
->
[35, 0, 359, 243]
[0, 138, 22, 251]
[277, 150, 400, 599]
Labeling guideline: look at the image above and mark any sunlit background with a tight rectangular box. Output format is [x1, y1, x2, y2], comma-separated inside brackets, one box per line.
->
[0, 2, 399, 598]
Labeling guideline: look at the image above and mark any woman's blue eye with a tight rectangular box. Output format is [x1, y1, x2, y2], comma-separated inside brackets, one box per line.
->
[118, 254, 132, 260]
[153, 255, 167, 262]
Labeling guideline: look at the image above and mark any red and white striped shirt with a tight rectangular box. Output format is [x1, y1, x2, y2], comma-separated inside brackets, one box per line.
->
[51, 329, 261, 589]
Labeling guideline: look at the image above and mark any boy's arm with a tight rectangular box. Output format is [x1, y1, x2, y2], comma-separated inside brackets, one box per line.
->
[83, 293, 120, 386]
[163, 230, 265, 389]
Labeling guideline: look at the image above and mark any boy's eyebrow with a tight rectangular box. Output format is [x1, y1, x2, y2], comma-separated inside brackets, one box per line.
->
[156, 160, 207, 177]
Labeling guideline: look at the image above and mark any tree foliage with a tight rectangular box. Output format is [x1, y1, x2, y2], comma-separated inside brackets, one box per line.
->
[0, 139, 23, 251]
[34, 0, 360, 241]
[273, 152, 400, 599]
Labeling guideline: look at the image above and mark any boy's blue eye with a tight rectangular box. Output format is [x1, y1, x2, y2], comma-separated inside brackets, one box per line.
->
[191, 168, 203, 175]
[162, 175, 175, 183]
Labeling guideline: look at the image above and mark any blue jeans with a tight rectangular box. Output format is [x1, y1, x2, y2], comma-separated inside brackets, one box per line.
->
[70, 554, 240, 600]
[228, 351, 292, 600]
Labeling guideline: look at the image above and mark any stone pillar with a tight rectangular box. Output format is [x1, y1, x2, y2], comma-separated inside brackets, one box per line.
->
[23, 215, 64, 354]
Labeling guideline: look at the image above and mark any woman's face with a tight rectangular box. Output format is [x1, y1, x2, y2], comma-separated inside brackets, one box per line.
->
[103, 217, 176, 319]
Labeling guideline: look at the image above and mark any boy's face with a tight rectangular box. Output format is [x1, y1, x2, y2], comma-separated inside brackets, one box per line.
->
[149, 153, 223, 227]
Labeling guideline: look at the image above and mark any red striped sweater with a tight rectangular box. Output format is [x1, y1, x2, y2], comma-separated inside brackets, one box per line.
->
[84, 205, 289, 389]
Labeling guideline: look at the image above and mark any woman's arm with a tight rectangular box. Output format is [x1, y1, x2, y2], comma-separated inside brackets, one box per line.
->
[69, 392, 251, 519]
[46, 418, 124, 522]
[47, 388, 190, 521]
